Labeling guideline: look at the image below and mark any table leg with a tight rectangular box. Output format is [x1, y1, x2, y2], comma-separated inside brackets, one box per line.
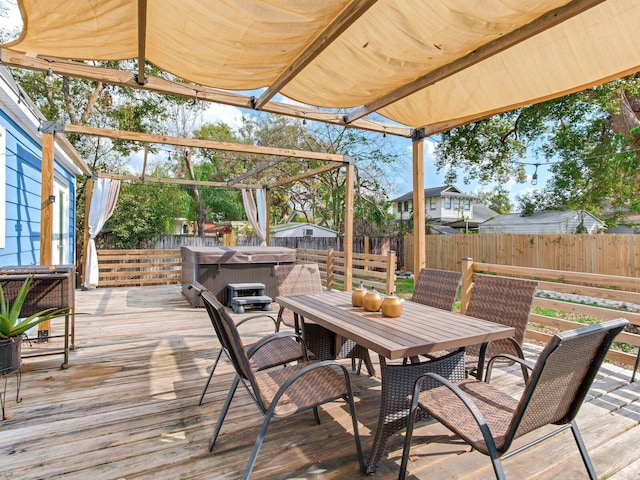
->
[365, 349, 465, 474]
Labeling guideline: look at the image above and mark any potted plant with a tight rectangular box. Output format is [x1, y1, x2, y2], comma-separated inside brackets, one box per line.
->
[0, 276, 71, 375]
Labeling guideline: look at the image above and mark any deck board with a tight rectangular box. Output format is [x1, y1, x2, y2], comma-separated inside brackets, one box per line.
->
[1, 284, 639, 479]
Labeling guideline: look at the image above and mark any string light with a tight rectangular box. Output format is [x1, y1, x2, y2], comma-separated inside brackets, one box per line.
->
[44, 62, 55, 87]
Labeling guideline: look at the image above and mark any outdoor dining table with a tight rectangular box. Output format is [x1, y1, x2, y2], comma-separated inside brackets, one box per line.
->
[275, 290, 515, 474]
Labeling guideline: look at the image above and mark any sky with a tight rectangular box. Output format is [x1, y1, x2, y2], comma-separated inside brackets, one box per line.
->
[0, 1, 549, 210]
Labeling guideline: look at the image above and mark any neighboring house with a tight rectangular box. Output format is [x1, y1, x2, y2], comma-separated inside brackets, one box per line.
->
[0, 66, 82, 266]
[270, 222, 337, 238]
[391, 185, 498, 231]
[604, 213, 640, 234]
[479, 210, 604, 234]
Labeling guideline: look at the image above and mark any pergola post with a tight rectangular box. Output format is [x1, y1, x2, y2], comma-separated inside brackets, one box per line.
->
[412, 130, 426, 272]
[82, 176, 94, 286]
[344, 160, 355, 291]
[265, 187, 271, 245]
[39, 131, 55, 335]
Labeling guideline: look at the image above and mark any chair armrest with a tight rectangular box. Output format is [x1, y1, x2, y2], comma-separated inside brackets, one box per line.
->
[235, 313, 278, 331]
[486, 353, 534, 384]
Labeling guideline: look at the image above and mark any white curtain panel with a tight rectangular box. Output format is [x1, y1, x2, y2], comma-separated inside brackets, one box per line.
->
[242, 188, 266, 245]
[83, 177, 121, 289]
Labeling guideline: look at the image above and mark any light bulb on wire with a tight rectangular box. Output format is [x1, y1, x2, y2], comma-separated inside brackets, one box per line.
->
[44, 65, 55, 87]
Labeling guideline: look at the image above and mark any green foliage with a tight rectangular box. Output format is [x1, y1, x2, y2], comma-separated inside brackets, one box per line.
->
[434, 74, 640, 219]
[475, 187, 513, 214]
[0, 277, 73, 339]
[101, 177, 190, 249]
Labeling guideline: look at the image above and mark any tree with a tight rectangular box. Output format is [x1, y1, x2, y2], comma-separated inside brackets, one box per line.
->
[100, 168, 190, 249]
[433, 74, 640, 223]
[475, 187, 513, 214]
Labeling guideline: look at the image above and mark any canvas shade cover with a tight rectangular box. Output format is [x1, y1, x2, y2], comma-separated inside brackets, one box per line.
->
[3, 0, 639, 132]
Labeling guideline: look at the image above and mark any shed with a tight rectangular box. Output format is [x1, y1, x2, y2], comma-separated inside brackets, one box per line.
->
[478, 210, 604, 234]
[271, 222, 337, 239]
[0, 65, 83, 266]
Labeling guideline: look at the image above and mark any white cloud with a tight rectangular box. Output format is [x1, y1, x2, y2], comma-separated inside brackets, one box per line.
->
[199, 103, 244, 130]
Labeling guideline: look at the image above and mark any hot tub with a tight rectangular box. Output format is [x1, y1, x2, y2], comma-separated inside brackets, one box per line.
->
[181, 246, 296, 307]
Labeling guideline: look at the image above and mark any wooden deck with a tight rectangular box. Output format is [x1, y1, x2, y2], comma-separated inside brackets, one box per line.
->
[2, 284, 640, 479]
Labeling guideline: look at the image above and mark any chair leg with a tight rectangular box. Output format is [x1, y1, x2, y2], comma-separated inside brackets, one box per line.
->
[570, 420, 598, 480]
[398, 391, 421, 480]
[313, 406, 321, 425]
[209, 375, 239, 452]
[243, 409, 275, 480]
[198, 348, 224, 406]
[488, 452, 507, 480]
[346, 391, 365, 474]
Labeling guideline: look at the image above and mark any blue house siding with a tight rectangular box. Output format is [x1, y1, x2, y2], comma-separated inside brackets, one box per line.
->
[0, 108, 77, 266]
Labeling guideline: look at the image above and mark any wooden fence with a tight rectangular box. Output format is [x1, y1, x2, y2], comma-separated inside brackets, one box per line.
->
[460, 258, 640, 375]
[405, 234, 640, 277]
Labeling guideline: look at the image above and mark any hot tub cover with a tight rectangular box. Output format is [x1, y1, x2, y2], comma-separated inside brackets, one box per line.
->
[181, 246, 296, 265]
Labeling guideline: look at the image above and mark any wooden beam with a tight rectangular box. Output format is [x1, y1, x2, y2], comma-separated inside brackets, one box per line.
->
[269, 163, 339, 188]
[55, 134, 92, 176]
[345, 0, 607, 123]
[226, 156, 288, 186]
[136, 0, 148, 85]
[98, 173, 262, 189]
[412, 137, 425, 272]
[343, 162, 355, 291]
[82, 177, 94, 286]
[0, 49, 412, 138]
[265, 188, 271, 245]
[141, 144, 148, 180]
[63, 123, 346, 162]
[39, 132, 55, 332]
[255, 0, 377, 109]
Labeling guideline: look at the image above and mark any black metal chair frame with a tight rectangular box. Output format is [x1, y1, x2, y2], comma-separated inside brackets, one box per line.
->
[399, 318, 629, 480]
[199, 289, 365, 479]
[190, 282, 290, 406]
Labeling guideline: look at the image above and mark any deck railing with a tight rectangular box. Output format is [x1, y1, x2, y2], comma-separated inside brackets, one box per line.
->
[97, 249, 182, 287]
[459, 258, 640, 375]
[97, 247, 397, 293]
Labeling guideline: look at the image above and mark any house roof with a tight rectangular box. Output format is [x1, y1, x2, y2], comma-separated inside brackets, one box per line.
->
[481, 210, 603, 227]
[271, 222, 337, 234]
[430, 225, 462, 235]
[3, 1, 638, 135]
[391, 186, 472, 203]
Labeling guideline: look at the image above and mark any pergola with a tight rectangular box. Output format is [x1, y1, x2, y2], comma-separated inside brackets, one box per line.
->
[1, 0, 639, 288]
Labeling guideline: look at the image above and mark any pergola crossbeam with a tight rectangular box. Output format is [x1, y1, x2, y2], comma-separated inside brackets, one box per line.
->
[0, 49, 412, 138]
[63, 123, 346, 162]
[98, 172, 262, 189]
[136, 0, 147, 85]
[227, 156, 288, 186]
[269, 163, 340, 189]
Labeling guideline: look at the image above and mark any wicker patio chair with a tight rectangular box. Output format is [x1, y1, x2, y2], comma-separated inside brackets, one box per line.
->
[274, 263, 375, 375]
[399, 318, 628, 480]
[411, 268, 461, 310]
[190, 282, 304, 406]
[201, 289, 365, 480]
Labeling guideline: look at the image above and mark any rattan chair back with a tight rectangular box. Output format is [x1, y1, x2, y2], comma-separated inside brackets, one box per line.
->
[465, 275, 537, 360]
[274, 264, 323, 329]
[411, 268, 461, 310]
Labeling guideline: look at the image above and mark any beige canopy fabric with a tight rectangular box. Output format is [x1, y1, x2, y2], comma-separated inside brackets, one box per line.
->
[4, 0, 640, 131]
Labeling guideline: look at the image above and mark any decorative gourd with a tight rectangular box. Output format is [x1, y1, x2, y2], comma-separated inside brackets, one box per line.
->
[363, 288, 383, 312]
[352, 282, 367, 307]
[381, 293, 403, 318]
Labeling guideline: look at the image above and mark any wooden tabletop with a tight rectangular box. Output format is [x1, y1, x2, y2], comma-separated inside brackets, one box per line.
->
[276, 291, 515, 360]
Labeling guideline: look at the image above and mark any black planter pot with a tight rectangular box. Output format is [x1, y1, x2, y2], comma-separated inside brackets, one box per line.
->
[0, 337, 22, 375]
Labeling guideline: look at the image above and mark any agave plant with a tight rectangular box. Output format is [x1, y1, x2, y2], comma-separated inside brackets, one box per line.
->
[0, 276, 70, 340]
